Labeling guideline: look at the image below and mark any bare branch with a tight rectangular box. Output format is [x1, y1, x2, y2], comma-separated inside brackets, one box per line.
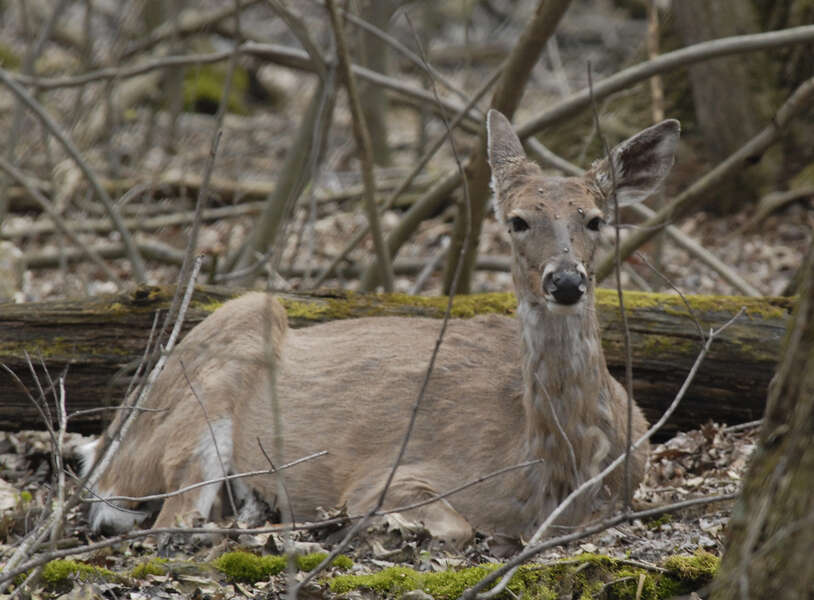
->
[518, 25, 814, 138]
[0, 68, 147, 282]
[596, 75, 814, 282]
[325, 0, 394, 291]
[82, 450, 327, 505]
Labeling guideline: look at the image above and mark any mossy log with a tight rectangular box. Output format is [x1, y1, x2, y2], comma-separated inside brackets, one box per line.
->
[0, 285, 792, 436]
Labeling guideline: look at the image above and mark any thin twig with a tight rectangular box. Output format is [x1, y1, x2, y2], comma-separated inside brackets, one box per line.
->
[81, 451, 327, 505]
[0, 0, 69, 223]
[0, 490, 737, 589]
[635, 252, 706, 344]
[410, 237, 450, 295]
[325, 0, 394, 291]
[178, 358, 237, 518]
[87, 256, 204, 492]
[49, 378, 68, 548]
[596, 75, 814, 281]
[10, 42, 481, 129]
[120, 0, 263, 59]
[0, 157, 122, 286]
[293, 12, 474, 590]
[627, 203, 761, 297]
[265, 0, 327, 79]
[587, 63, 635, 513]
[0, 68, 147, 281]
[518, 25, 814, 138]
[316, 59, 503, 289]
[165, 7, 234, 333]
[317, 0, 473, 108]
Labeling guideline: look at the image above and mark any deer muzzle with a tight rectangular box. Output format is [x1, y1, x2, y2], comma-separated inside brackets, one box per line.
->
[542, 264, 588, 306]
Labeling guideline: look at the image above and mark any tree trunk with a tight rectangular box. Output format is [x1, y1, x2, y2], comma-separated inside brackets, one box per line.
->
[356, 0, 398, 167]
[441, 0, 572, 294]
[710, 242, 814, 599]
[0, 286, 792, 436]
[672, 0, 772, 213]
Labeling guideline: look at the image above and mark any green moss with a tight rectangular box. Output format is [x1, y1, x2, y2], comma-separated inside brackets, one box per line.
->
[330, 563, 552, 599]
[383, 292, 518, 319]
[278, 296, 354, 322]
[0, 336, 131, 361]
[18, 490, 32, 504]
[296, 552, 354, 572]
[130, 558, 168, 579]
[192, 299, 227, 314]
[640, 334, 697, 356]
[214, 551, 286, 582]
[663, 550, 719, 584]
[328, 554, 355, 570]
[0, 43, 20, 70]
[326, 553, 720, 599]
[213, 551, 352, 583]
[183, 64, 249, 115]
[41, 560, 118, 589]
[595, 288, 792, 321]
[645, 513, 673, 530]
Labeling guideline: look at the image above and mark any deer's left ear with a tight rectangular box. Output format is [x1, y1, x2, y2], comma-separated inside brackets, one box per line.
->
[591, 119, 680, 208]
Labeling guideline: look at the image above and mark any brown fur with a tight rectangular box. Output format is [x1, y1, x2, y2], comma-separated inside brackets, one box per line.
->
[83, 111, 680, 545]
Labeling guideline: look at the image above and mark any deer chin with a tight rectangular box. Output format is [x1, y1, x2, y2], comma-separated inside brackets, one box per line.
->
[544, 296, 585, 316]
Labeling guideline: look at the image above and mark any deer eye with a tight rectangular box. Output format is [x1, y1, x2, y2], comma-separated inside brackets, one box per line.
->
[586, 216, 603, 232]
[508, 216, 530, 233]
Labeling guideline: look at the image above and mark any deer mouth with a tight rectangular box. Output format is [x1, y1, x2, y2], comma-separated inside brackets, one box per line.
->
[544, 295, 586, 315]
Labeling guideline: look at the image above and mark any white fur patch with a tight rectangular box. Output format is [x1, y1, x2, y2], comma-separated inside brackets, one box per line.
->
[76, 439, 100, 477]
[87, 487, 148, 533]
[195, 418, 234, 518]
[490, 172, 505, 224]
[486, 113, 506, 225]
[80, 439, 149, 533]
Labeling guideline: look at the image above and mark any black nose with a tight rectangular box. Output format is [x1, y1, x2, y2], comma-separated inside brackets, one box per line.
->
[543, 269, 587, 305]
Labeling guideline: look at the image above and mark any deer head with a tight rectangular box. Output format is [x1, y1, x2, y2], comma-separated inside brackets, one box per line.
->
[486, 109, 679, 314]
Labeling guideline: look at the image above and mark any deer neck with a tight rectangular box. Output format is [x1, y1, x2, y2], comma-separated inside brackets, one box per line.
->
[515, 292, 612, 473]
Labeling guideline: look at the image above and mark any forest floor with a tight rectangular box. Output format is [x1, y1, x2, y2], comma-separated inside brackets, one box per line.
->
[0, 0, 811, 597]
[0, 420, 756, 598]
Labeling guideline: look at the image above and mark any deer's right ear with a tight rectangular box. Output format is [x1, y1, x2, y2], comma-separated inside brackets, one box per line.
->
[486, 110, 525, 224]
[591, 119, 680, 209]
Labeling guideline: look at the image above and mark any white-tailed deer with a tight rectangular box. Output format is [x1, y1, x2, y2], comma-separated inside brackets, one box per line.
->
[80, 111, 679, 546]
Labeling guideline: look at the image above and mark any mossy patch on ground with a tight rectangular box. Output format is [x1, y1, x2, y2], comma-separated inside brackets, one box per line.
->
[40, 559, 120, 590]
[663, 549, 719, 584]
[213, 550, 352, 583]
[327, 552, 719, 600]
[130, 557, 168, 579]
[183, 64, 249, 115]
[30, 550, 716, 598]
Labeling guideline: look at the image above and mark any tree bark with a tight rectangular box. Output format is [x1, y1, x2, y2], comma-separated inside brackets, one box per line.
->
[710, 241, 814, 599]
[356, 0, 398, 166]
[441, 0, 572, 294]
[672, 0, 772, 213]
[0, 286, 792, 436]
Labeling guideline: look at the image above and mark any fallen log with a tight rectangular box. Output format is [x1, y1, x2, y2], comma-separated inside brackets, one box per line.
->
[0, 286, 792, 437]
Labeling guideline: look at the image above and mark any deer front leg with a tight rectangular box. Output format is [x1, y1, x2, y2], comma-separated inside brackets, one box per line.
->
[343, 467, 474, 548]
[153, 417, 235, 530]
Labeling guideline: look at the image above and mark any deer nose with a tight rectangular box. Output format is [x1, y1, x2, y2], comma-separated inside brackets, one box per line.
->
[543, 269, 587, 305]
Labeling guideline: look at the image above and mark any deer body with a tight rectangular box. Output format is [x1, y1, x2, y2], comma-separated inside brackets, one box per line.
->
[82, 111, 679, 545]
